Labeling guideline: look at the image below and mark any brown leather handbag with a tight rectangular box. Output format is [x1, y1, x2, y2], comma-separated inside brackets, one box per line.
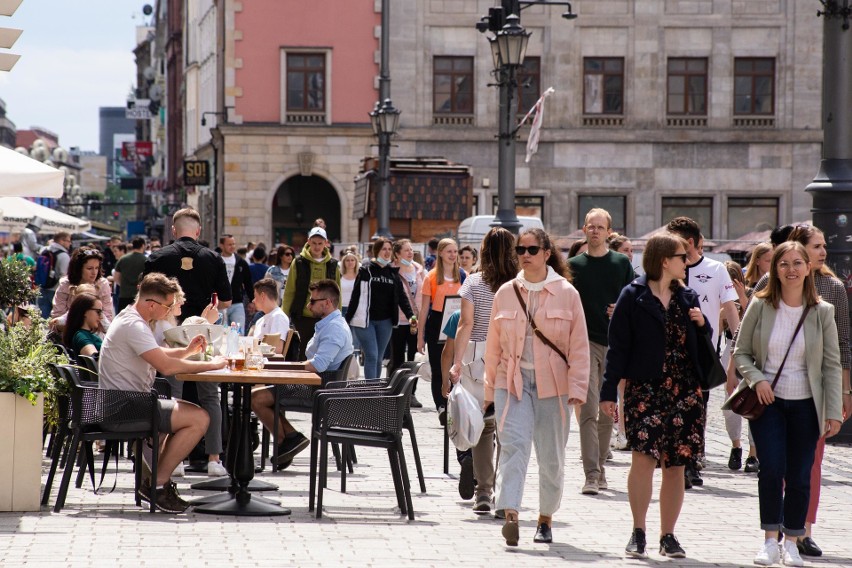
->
[512, 283, 569, 365]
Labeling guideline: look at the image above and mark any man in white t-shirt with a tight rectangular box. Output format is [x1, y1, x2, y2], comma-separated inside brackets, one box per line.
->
[219, 234, 254, 332]
[99, 272, 228, 513]
[251, 278, 290, 354]
[668, 217, 739, 489]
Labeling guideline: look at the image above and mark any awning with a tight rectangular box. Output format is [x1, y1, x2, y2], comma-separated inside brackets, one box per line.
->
[0, 196, 91, 234]
[87, 220, 122, 234]
[0, 146, 64, 198]
[74, 231, 110, 242]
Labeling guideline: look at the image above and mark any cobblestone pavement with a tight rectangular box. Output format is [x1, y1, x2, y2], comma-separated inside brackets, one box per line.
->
[2, 382, 851, 567]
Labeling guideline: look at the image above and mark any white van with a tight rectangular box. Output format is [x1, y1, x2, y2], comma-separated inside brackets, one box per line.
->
[457, 215, 544, 246]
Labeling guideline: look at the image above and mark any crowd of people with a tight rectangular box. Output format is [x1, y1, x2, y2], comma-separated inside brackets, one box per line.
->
[4, 206, 849, 566]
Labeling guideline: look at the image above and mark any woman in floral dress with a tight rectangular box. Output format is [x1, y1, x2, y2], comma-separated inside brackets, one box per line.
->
[601, 233, 711, 560]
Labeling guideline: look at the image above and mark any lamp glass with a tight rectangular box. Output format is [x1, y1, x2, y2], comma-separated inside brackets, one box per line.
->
[496, 14, 530, 67]
[489, 36, 501, 70]
[369, 105, 380, 135]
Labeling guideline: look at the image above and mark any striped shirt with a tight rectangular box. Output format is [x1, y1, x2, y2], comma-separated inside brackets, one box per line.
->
[458, 273, 494, 342]
[752, 271, 851, 369]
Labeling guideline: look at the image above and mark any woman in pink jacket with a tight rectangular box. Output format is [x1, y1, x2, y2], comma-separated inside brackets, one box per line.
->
[485, 228, 590, 547]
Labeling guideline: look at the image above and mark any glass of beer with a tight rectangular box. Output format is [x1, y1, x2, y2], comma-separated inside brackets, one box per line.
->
[228, 354, 245, 371]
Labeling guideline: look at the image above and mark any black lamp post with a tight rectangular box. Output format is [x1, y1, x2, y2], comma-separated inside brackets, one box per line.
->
[370, 0, 398, 240]
[808, 1, 852, 443]
[477, 1, 576, 234]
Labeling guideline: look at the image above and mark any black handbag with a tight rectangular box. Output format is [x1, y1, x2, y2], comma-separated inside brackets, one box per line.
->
[696, 331, 727, 391]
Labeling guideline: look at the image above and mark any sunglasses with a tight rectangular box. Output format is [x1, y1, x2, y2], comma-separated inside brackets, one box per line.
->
[146, 298, 178, 310]
[515, 245, 542, 256]
[308, 297, 329, 305]
[88, 308, 103, 316]
[669, 253, 688, 262]
[283, 252, 294, 257]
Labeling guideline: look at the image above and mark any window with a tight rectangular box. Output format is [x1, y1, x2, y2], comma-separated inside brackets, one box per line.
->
[433, 56, 474, 115]
[286, 53, 325, 112]
[578, 196, 626, 234]
[734, 58, 775, 115]
[517, 57, 541, 114]
[583, 58, 624, 114]
[727, 197, 778, 239]
[492, 195, 544, 219]
[667, 58, 707, 115]
[661, 197, 713, 238]
[471, 194, 479, 216]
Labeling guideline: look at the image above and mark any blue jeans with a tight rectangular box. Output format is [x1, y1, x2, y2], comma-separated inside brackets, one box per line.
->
[222, 302, 246, 333]
[749, 396, 820, 536]
[38, 288, 55, 318]
[352, 319, 393, 380]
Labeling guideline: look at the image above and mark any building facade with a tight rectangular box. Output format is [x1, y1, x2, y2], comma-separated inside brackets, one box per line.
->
[166, 0, 823, 245]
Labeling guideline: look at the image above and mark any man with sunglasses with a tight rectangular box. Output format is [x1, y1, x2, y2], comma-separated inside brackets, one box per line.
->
[251, 279, 353, 467]
[99, 272, 228, 513]
[568, 208, 636, 496]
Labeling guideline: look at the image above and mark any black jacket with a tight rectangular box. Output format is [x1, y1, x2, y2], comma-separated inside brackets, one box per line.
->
[227, 255, 254, 304]
[602, 275, 712, 402]
[345, 261, 414, 327]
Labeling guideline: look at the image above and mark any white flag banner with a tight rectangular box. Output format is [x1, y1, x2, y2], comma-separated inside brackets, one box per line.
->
[519, 87, 555, 163]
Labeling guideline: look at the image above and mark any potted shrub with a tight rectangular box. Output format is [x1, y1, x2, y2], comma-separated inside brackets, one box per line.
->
[0, 257, 67, 511]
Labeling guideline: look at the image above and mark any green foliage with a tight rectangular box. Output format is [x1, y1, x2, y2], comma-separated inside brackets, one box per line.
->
[0, 258, 37, 309]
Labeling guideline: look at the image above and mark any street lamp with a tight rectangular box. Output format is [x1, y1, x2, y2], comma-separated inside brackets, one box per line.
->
[477, 1, 576, 234]
[370, 98, 400, 239]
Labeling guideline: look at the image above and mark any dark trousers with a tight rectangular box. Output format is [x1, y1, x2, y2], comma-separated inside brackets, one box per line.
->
[292, 315, 320, 360]
[389, 325, 417, 383]
[749, 397, 820, 536]
[425, 310, 445, 410]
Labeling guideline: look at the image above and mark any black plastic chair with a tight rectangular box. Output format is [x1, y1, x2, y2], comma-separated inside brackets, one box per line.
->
[310, 374, 418, 520]
[76, 354, 100, 382]
[46, 364, 161, 513]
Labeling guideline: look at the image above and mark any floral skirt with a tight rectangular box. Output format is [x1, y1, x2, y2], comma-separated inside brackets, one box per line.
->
[624, 378, 705, 468]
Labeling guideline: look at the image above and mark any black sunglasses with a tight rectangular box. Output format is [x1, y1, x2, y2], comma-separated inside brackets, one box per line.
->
[515, 245, 542, 256]
[309, 297, 329, 305]
[88, 308, 103, 316]
[669, 253, 688, 262]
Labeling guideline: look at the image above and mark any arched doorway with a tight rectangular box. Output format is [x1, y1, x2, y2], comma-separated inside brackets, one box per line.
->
[271, 175, 341, 249]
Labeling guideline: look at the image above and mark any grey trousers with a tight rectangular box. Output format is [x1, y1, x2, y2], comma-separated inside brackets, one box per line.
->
[494, 367, 570, 516]
[166, 376, 223, 455]
[578, 341, 613, 479]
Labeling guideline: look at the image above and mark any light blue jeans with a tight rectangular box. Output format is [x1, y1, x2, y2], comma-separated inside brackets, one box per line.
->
[494, 367, 571, 516]
[222, 302, 246, 333]
[352, 318, 393, 380]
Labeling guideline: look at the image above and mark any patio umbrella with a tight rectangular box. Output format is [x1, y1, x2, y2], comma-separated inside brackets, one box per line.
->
[0, 196, 91, 234]
[0, 146, 64, 198]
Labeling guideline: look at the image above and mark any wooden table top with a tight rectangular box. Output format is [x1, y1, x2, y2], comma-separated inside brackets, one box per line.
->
[176, 369, 321, 385]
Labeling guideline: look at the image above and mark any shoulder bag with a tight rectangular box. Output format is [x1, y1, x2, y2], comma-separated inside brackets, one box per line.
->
[724, 305, 810, 420]
[512, 283, 569, 365]
[696, 331, 727, 391]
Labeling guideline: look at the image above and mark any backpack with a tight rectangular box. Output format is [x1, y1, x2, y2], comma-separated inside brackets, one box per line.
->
[34, 249, 60, 288]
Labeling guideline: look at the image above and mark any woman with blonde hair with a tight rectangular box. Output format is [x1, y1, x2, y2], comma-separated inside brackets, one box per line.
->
[418, 237, 464, 417]
[733, 241, 842, 566]
[745, 242, 773, 288]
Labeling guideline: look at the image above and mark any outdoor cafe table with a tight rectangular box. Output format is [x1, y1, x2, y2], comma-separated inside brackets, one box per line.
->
[175, 368, 320, 516]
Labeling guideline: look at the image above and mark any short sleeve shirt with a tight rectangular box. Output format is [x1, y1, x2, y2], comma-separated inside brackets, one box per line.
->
[71, 329, 103, 355]
[423, 271, 462, 312]
[685, 256, 738, 347]
[114, 251, 148, 299]
[252, 307, 291, 339]
[144, 237, 232, 320]
[458, 273, 495, 342]
[98, 306, 162, 392]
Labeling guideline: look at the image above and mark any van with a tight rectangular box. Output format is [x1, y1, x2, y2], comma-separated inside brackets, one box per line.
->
[457, 215, 544, 246]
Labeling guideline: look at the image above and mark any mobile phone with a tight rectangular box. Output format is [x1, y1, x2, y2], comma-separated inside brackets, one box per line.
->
[211, 293, 218, 307]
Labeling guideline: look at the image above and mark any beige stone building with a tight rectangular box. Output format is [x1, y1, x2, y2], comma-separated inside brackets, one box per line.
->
[175, 0, 823, 245]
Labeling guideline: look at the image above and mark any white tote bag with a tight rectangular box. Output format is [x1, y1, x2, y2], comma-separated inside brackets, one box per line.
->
[447, 381, 485, 451]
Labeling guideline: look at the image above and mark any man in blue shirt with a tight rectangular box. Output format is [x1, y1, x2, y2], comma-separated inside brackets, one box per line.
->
[251, 279, 353, 467]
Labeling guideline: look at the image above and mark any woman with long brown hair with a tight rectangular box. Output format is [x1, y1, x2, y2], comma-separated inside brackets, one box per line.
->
[265, 244, 295, 301]
[51, 246, 114, 325]
[389, 239, 424, 383]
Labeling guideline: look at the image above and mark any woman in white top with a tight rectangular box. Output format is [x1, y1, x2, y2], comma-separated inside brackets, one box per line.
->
[389, 239, 424, 380]
[733, 241, 842, 567]
[339, 251, 360, 316]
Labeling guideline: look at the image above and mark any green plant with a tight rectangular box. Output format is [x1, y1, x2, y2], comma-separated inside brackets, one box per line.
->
[0, 258, 38, 308]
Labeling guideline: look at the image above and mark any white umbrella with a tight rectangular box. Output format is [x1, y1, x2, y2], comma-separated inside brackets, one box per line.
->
[0, 145, 64, 198]
[0, 196, 91, 234]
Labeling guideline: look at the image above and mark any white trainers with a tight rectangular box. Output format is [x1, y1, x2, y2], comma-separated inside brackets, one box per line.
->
[614, 432, 628, 450]
[207, 460, 228, 477]
[782, 539, 804, 567]
[172, 462, 185, 478]
[754, 538, 781, 566]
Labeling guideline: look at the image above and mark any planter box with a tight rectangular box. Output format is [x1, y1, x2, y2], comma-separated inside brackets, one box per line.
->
[0, 392, 43, 512]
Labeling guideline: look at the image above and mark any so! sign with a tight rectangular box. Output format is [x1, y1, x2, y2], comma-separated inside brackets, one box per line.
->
[183, 160, 210, 186]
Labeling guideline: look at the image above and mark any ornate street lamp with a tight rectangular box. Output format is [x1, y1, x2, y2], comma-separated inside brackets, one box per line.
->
[371, 0, 398, 240]
[478, 1, 576, 234]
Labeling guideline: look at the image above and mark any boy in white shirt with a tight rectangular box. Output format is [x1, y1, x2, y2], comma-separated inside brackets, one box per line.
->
[251, 278, 290, 354]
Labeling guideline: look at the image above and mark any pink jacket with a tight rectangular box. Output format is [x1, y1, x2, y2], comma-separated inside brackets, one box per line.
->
[51, 277, 115, 325]
[485, 275, 590, 404]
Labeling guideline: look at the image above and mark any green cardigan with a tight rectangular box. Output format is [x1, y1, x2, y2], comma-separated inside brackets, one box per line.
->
[732, 298, 843, 432]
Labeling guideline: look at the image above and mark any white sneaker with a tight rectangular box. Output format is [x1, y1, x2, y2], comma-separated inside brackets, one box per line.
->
[782, 539, 804, 567]
[614, 432, 628, 450]
[207, 460, 228, 477]
[754, 538, 781, 566]
[172, 462, 185, 478]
